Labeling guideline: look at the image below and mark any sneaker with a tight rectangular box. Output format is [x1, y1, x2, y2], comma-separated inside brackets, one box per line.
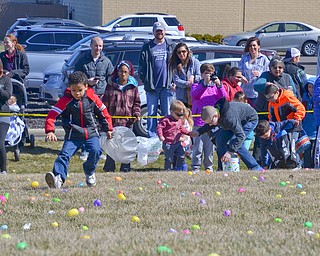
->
[191, 169, 200, 174]
[0, 171, 7, 175]
[80, 152, 89, 161]
[250, 166, 265, 172]
[99, 154, 107, 160]
[292, 165, 302, 171]
[86, 173, 96, 187]
[121, 168, 131, 173]
[45, 172, 62, 189]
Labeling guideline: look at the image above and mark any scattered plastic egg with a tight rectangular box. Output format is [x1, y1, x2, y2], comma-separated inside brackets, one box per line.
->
[156, 180, 162, 185]
[51, 222, 59, 228]
[259, 176, 265, 181]
[182, 229, 191, 235]
[93, 199, 102, 206]
[157, 245, 173, 254]
[276, 194, 282, 198]
[274, 218, 283, 223]
[279, 181, 287, 187]
[114, 176, 122, 181]
[0, 195, 7, 203]
[118, 193, 126, 200]
[215, 191, 221, 196]
[304, 221, 313, 228]
[1, 234, 11, 239]
[205, 169, 211, 174]
[296, 184, 303, 189]
[168, 228, 177, 233]
[65, 179, 72, 185]
[23, 223, 31, 230]
[31, 181, 39, 188]
[307, 230, 315, 236]
[82, 225, 89, 231]
[187, 171, 193, 176]
[78, 207, 85, 213]
[53, 197, 61, 202]
[247, 230, 254, 235]
[3, 193, 9, 200]
[237, 187, 245, 193]
[67, 208, 79, 217]
[81, 235, 90, 239]
[78, 182, 84, 187]
[191, 225, 201, 230]
[224, 210, 231, 217]
[300, 191, 307, 195]
[16, 241, 28, 250]
[131, 216, 140, 223]
[48, 210, 55, 215]
[200, 199, 206, 204]
[224, 173, 228, 177]
[0, 225, 8, 230]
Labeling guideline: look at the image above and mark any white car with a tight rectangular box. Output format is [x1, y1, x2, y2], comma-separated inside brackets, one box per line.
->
[94, 13, 185, 36]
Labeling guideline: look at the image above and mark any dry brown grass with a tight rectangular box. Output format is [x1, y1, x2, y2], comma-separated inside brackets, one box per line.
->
[2, 141, 320, 255]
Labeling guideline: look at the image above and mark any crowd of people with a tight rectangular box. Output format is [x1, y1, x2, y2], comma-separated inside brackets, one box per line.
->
[0, 21, 319, 188]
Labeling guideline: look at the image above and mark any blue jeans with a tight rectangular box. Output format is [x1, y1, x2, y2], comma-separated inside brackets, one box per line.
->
[146, 87, 174, 138]
[52, 137, 101, 182]
[216, 120, 261, 170]
[163, 142, 186, 170]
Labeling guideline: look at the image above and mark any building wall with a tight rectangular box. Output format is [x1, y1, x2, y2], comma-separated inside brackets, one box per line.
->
[5, 0, 320, 37]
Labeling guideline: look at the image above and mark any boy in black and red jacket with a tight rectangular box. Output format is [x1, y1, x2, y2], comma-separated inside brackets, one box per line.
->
[44, 71, 113, 188]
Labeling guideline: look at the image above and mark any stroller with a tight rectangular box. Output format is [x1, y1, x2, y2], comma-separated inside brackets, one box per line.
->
[5, 78, 35, 161]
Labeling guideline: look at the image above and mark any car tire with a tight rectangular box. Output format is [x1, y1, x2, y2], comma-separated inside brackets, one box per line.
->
[237, 40, 247, 47]
[302, 41, 317, 56]
[133, 105, 160, 137]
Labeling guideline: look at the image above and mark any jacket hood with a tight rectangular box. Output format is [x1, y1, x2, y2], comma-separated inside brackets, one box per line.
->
[304, 76, 316, 92]
[214, 97, 229, 116]
[115, 75, 138, 90]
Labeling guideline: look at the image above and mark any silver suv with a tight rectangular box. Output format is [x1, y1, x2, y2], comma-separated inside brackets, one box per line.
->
[6, 17, 85, 35]
[94, 13, 185, 36]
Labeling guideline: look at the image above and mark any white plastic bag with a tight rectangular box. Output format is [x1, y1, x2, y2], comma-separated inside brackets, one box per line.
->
[136, 136, 162, 166]
[100, 127, 138, 164]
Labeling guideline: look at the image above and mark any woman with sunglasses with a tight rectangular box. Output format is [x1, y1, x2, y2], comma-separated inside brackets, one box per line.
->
[102, 60, 141, 172]
[169, 42, 201, 107]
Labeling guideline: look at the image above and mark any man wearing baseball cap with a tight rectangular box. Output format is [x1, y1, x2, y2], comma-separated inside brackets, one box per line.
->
[283, 47, 307, 100]
[139, 21, 175, 137]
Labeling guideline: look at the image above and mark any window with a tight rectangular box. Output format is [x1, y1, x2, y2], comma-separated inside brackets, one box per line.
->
[263, 24, 281, 33]
[104, 52, 121, 66]
[28, 33, 54, 44]
[55, 33, 82, 46]
[139, 17, 157, 27]
[163, 17, 180, 26]
[285, 23, 310, 32]
[117, 18, 137, 28]
[123, 50, 140, 67]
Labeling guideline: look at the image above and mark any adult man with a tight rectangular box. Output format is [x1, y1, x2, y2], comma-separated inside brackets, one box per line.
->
[192, 98, 264, 171]
[138, 21, 175, 137]
[283, 48, 308, 100]
[74, 36, 114, 97]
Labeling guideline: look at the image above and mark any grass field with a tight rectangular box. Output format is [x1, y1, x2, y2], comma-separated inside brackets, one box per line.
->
[1, 141, 320, 255]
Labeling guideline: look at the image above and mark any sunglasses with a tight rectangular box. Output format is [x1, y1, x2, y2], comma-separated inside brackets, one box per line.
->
[177, 50, 187, 54]
[175, 112, 184, 117]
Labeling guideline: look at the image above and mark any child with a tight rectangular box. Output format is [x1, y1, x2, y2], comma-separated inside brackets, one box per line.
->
[180, 107, 194, 158]
[190, 63, 227, 172]
[7, 95, 20, 112]
[156, 100, 191, 171]
[44, 71, 113, 188]
[302, 77, 316, 168]
[102, 60, 141, 172]
[221, 67, 247, 102]
[255, 119, 299, 169]
[233, 91, 254, 150]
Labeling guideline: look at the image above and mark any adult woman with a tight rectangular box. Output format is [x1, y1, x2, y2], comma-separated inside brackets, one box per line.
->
[239, 37, 269, 106]
[221, 67, 247, 102]
[254, 56, 297, 115]
[0, 34, 29, 83]
[169, 42, 201, 107]
[102, 60, 141, 172]
[0, 59, 13, 175]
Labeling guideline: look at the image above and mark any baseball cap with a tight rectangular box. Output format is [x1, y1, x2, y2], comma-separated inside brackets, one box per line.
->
[283, 48, 301, 62]
[153, 22, 165, 32]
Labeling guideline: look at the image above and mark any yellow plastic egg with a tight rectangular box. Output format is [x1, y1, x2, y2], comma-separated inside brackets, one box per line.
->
[131, 216, 140, 223]
[31, 181, 39, 188]
[51, 222, 59, 228]
[187, 171, 193, 176]
[67, 208, 79, 217]
[118, 193, 126, 200]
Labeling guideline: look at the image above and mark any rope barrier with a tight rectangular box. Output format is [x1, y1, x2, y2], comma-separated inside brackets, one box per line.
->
[0, 110, 314, 118]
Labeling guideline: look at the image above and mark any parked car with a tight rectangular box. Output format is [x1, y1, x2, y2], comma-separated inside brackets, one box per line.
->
[14, 27, 102, 51]
[222, 21, 320, 56]
[6, 17, 86, 35]
[94, 12, 185, 36]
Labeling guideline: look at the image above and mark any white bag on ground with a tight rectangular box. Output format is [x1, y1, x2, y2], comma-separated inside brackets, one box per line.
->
[136, 136, 162, 166]
[100, 127, 138, 164]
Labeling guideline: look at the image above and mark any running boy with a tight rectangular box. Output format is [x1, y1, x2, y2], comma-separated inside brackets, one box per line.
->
[156, 100, 191, 171]
[45, 71, 113, 188]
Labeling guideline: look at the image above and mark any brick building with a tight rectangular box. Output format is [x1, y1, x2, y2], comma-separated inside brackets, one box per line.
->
[62, 0, 320, 37]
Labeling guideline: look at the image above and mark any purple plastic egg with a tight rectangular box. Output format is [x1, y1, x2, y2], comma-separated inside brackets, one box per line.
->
[224, 210, 231, 217]
[93, 199, 102, 207]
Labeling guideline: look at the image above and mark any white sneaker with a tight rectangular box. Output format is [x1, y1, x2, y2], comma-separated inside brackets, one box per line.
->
[80, 152, 89, 161]
[45, 172, 63, 189]
[99, 153, 107, 160]
[86, 173, 96, 187]
[0, 171, 7, 175]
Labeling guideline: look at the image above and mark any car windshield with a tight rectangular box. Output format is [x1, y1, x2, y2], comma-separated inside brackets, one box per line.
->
[102, 17, 121, 27]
